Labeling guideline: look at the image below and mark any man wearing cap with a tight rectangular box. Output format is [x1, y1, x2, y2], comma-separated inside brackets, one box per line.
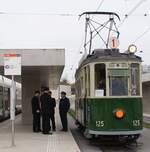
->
[31, 90, 41, 132]
[59, 91, 70, 131]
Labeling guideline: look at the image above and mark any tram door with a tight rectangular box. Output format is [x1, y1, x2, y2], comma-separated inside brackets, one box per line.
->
[95, 64, 106, 96]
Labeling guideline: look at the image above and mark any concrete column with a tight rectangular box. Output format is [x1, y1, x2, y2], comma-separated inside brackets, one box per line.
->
[22, 74, 40, 124]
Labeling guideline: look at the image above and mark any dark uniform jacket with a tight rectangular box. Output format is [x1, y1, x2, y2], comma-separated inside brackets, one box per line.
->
[40, 93, 54, 114]
[50, 97, 56, 114]
[31, 96, 40, 114]
[59, 97, 70, 113]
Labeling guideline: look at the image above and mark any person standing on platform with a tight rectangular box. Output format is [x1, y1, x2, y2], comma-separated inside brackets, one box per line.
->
[48, 91, 56, 131]
[31, 90, 41, 132]
[59, 91, 70, 132]
[40, 87, 52, 134]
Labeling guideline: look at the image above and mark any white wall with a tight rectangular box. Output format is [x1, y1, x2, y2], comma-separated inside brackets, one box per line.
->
[59, 85, 71, 96]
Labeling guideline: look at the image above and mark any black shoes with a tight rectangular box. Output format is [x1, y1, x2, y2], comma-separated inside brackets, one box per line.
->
[60, 129, 68, 132]
[43, 132, 52, 135]
[33, 129, 41, 133]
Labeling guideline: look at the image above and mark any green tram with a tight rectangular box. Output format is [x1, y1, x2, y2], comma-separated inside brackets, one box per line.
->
[75, 48, 143, 141]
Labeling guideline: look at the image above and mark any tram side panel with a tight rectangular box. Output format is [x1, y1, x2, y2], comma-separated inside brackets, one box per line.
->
[85, 97, 143, 135]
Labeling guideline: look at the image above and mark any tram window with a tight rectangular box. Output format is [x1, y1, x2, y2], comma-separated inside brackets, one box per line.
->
[109, 69, 128, 96]
[78, 79, 82, 97]
[95, 64, 106, 96]
[81, 77, 84, 95]
[131, 63, 140, 96]
[84, 66, 90, 96]
[75, 80, 79, 97]
[0, 94, 2, 108]
[87, 66, 90, 96]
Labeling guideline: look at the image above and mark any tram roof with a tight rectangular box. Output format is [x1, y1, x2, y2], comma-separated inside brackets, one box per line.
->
[79, 49, 142, 68]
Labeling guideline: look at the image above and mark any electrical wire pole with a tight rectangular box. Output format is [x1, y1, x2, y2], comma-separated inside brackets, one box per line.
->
[3, 53, 21, 147]
[10, 75, 16, 147]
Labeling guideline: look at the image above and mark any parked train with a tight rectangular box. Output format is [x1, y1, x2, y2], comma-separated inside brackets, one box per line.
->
[75, 12, 143, 142]
[0, 76, 21, 122]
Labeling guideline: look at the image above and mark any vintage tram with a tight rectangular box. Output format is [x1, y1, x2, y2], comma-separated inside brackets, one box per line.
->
[75, 12, 143, 141]
[75, 48, 143, 140]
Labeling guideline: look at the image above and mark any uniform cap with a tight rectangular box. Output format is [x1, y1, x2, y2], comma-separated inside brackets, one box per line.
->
[61, 91, 66, 95]
[35, 90, 40, 94]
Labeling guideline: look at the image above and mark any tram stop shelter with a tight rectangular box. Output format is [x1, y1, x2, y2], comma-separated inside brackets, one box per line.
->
[0, 49, 65, 124]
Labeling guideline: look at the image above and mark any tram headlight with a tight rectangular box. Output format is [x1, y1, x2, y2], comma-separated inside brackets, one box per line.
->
[128, 44, 137, 54]
[114, 109, 125, 119]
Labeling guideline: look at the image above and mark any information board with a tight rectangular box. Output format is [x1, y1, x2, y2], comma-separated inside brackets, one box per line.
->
[4, 54, 21, 76]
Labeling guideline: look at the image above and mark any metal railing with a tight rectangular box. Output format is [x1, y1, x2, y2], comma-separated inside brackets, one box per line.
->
[143, 113, 150, 124]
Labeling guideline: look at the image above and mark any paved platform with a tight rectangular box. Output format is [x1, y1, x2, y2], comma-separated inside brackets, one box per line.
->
[0, 111, 80, 152]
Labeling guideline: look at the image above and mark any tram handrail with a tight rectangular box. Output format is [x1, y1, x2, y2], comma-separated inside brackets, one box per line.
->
[143, 113, 150, 124]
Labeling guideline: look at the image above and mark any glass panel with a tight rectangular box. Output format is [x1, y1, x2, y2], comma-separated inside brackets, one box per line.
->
[131, 63, 140, 96]
[87, 66, 90, 96]
[81, 77, 84, 95]
[0, 95, 3, 109]
[75, 79, 81, 97]
[109, 77, 128, 96]
[95, 64, 106, 96]
[84, 67, 87, 96]
[84, 66, 90, 96]
[109, 69, 129, 77]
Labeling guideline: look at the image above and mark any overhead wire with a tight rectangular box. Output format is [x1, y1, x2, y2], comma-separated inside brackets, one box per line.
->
[119, 0, 150, 48]
[133, 27, 150, 43]
[125, 0, 147, 16]
[61, 6, 110, 80]
[70, 0, 106, 79]
[83, 0, 105, 51]
[73, 0, 106, 64]
[95, 0, 105, 12]
[118, 0, 148, 28]
[126, 13, 150, 17]
[117, 0, 150, 54]
[1, 11, 150, 18]
[0, 12, 78, 16]
[0, 11, 79, 83]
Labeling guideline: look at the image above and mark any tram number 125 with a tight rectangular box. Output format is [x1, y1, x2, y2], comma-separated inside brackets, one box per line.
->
[133, 120, 140, 127]
[96, 121, 104, 127]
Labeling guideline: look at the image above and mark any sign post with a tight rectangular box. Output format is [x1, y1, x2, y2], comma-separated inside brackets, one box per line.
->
[4, 54, 21, 147]
[10, 75, 15, 146]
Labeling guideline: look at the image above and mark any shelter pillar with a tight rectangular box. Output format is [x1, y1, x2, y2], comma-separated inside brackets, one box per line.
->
[22, 74, 40, 124]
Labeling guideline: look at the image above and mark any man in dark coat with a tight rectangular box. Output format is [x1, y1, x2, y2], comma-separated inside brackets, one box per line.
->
[48, 91, 56, 131]
[40, 87, 52, 134]
[31, 90, 41, 132]
[59, 91, 70, 132]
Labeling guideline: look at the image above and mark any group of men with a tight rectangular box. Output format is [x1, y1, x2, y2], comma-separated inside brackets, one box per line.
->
[31, 87, 70, 134]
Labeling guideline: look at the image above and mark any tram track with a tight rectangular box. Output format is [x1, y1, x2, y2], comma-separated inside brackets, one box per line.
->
[69, 115, 149, 152]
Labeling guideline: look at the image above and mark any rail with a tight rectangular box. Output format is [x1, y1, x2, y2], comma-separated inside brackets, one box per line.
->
[143, 113, 150, 124]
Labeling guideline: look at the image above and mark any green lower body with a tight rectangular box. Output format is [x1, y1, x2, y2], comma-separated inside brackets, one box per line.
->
[75, 97, 143, 135]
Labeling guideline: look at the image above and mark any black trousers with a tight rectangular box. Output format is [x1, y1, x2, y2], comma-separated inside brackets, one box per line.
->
[50, 113, 56, 130]
[33, 113, 41, 132]
[59, 111, 68, 130]
[42, 113, 50, 133]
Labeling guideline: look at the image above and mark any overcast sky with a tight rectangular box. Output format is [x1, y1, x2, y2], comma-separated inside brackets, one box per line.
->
[0, 0, 150, 82]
